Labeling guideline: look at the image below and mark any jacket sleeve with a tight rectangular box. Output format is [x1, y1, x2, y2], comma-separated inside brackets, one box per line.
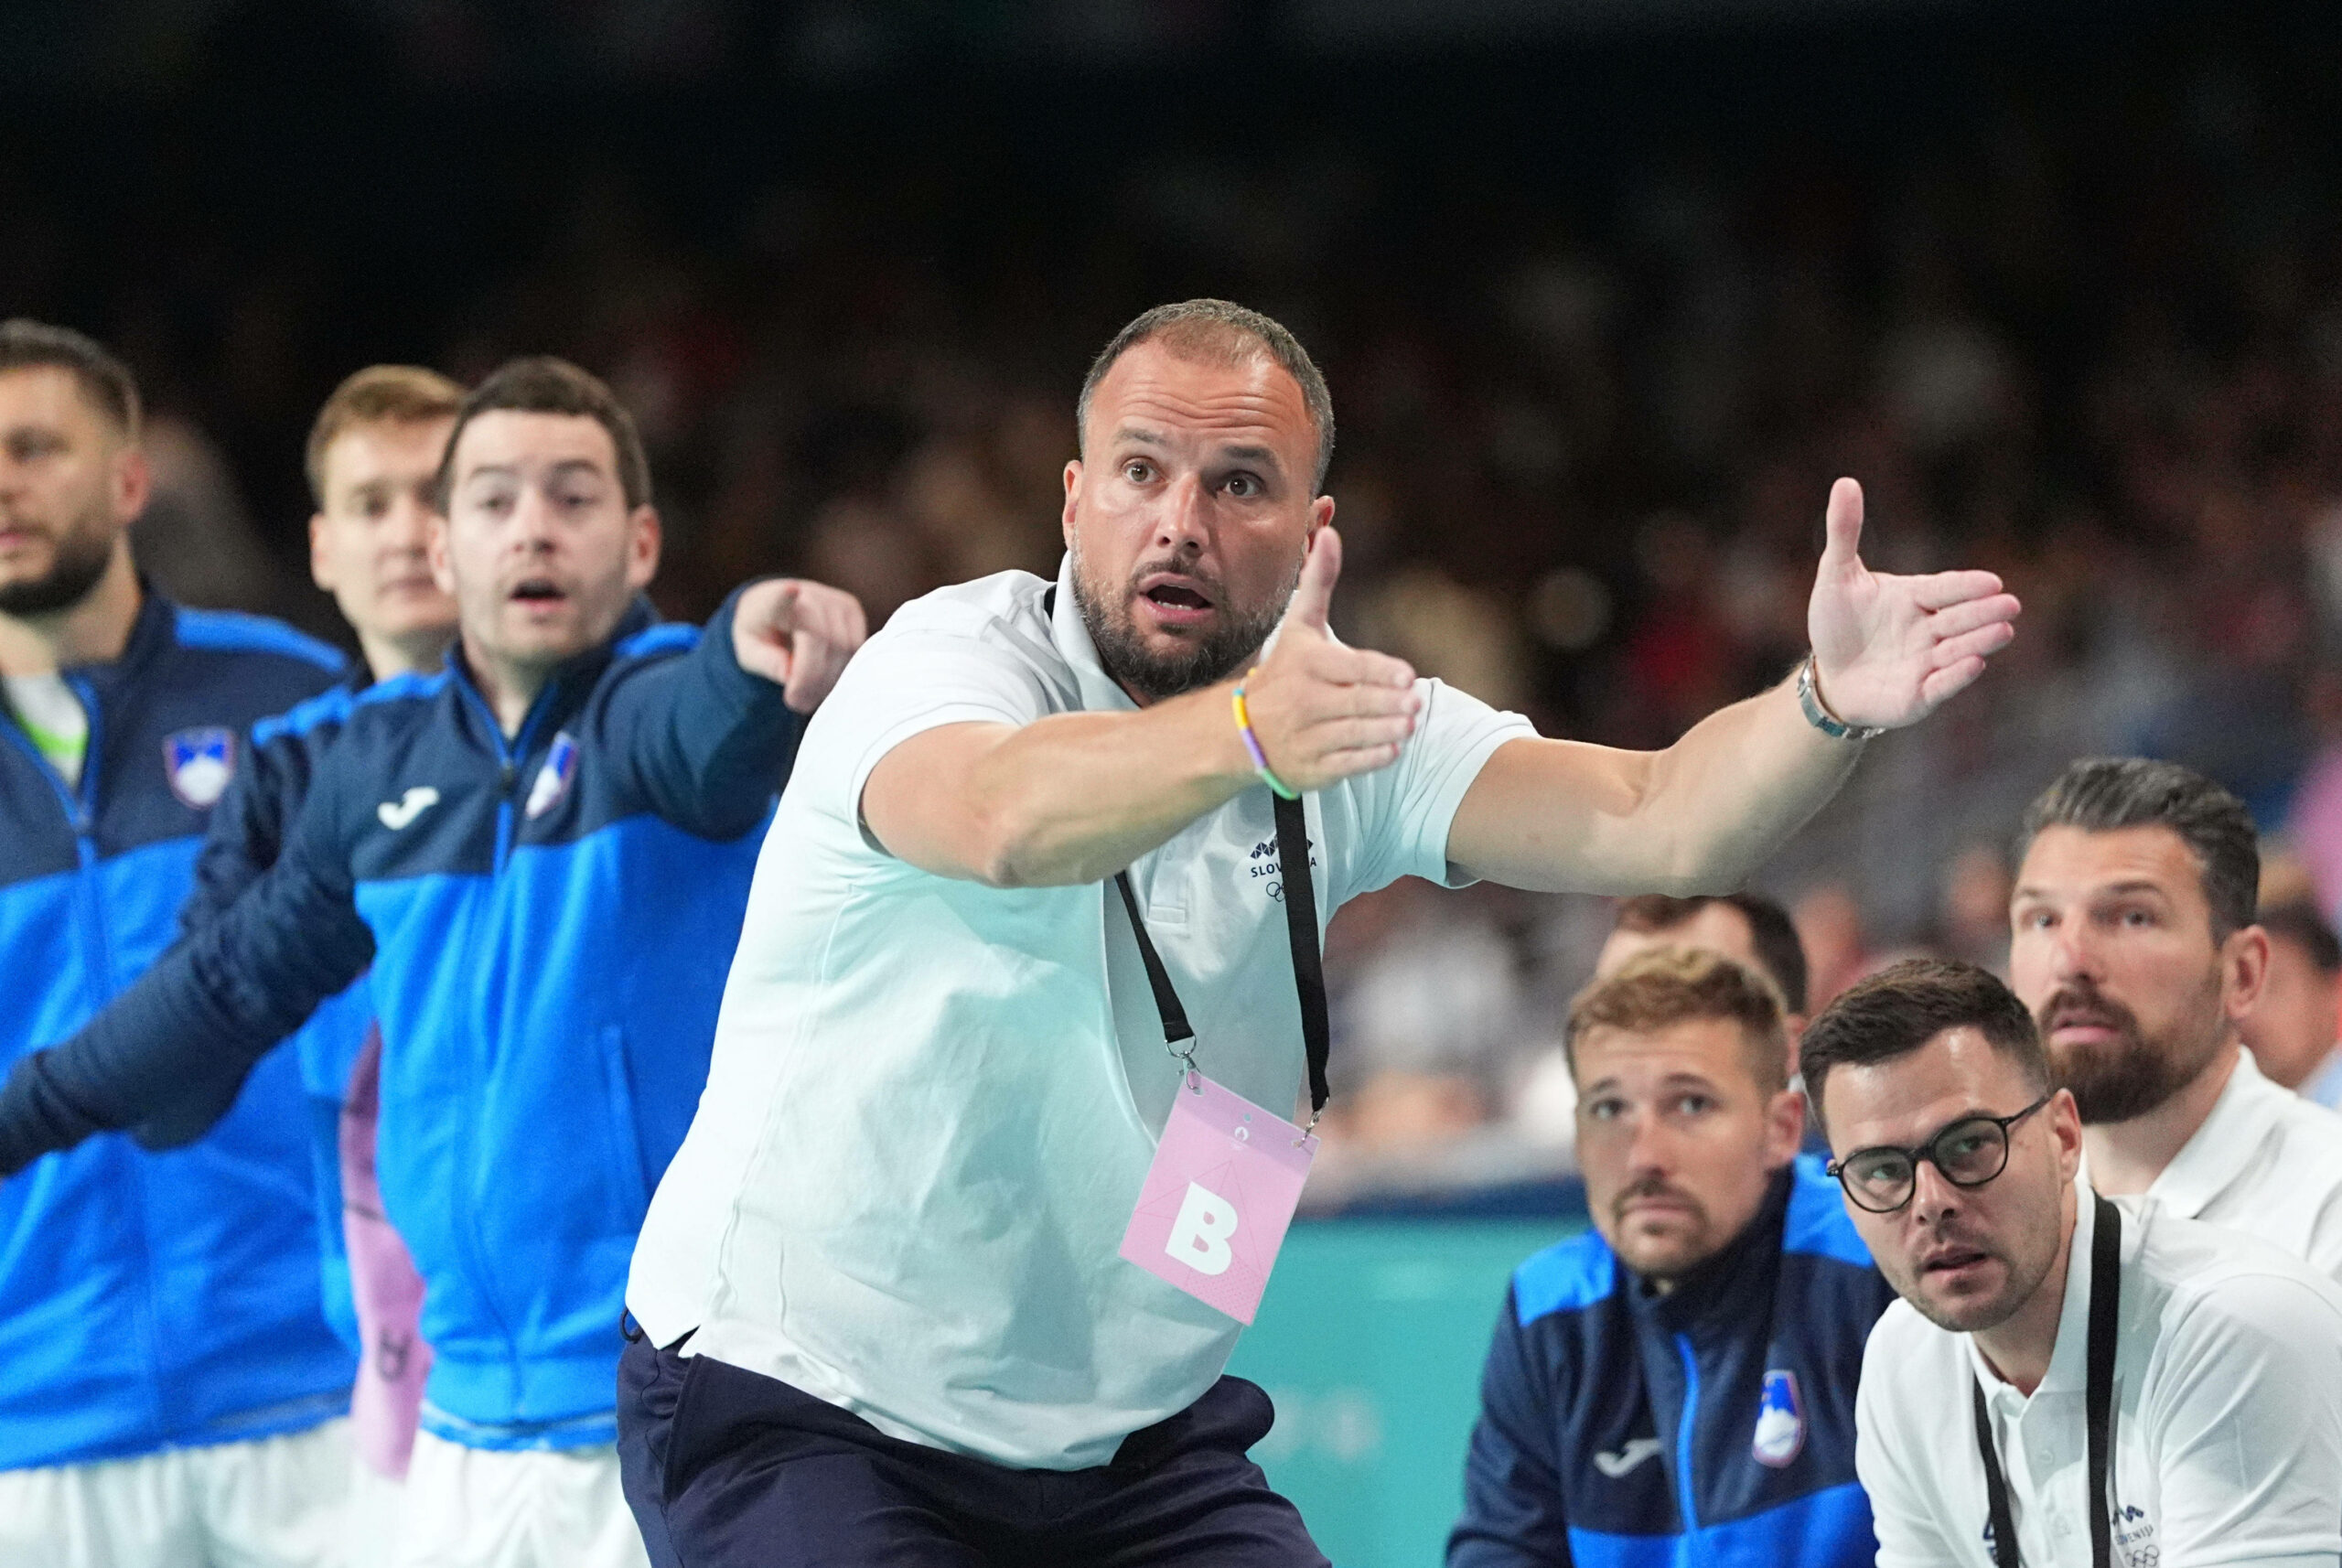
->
[0, 757, 377, 1175]
[1448, 1288, 1574, 1568]
[602, 586, 806, 842]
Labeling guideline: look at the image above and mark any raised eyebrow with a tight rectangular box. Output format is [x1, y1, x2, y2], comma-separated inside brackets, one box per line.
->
[1110, 426, 1169, 451]
[543, 458, 611, 485]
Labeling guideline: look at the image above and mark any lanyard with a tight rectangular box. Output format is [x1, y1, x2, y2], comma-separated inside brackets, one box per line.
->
[1972, 1193, 2122, 1568]
[1112, 790, 1332, 1121]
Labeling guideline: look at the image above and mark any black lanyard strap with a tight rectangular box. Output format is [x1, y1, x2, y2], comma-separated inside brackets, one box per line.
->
[1111, 790, 1331, 1119]
[1972, 1193, 2122, 1568]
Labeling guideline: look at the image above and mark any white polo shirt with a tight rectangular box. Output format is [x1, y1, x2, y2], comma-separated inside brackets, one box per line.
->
[2151, 1047, 2342, 1282]
[1856, 1186, 2342, 1568]
[627, 555, 1533, 1468]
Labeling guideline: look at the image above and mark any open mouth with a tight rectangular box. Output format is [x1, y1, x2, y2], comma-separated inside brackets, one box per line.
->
[1135, 573, 1218, 626]
[510, 578, 568, 607]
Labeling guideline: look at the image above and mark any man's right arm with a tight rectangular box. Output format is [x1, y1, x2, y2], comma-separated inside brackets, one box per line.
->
[1446, 1291, 1571, 1567]
[0, 776, 375, 1175]
[863, 529, 1419, 886]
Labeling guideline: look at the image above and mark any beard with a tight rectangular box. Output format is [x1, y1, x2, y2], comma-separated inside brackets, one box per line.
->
[1069, 542, 1295, 704]
[2035, 972, 2229, 1123]
[0, 505, 116, 618]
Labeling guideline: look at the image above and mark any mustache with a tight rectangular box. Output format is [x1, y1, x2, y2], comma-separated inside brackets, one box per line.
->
[2036, 979, 2140, 1038]
[1612, 1174, 1704, 1223]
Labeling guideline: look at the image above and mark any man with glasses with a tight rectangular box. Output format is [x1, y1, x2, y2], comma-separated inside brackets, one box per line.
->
[1804, 957, 2342, 1568]
[1449, 948, 1894, 1567]
[2008, 757, 2342, 1278]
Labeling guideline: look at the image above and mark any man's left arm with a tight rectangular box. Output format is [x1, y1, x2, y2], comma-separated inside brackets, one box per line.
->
[1447, 478, 2019, 894]
[605, 576, 866, 839]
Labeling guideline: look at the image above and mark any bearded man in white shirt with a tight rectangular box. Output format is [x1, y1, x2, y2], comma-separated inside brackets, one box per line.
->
[1804, 958, 2342, 1568]
[2008, 757, 2342, 1279]
[617, 297, 2024, 1567]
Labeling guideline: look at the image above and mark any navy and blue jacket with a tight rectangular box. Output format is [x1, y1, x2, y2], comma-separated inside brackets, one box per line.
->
[1449, 1156, 1897, 1568]
[0, 592, 800, 1449]
[0, 588, 356, 1471]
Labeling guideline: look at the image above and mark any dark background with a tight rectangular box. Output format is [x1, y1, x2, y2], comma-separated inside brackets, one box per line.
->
[9, 0, 2342, 1137]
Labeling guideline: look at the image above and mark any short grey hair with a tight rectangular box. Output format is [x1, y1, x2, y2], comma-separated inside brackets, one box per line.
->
[2016, 757, 2260, 941]
[1077, 299, 1336, 493]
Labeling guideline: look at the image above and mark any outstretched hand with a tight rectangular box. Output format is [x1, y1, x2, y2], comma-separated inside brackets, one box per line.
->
[732, 577, 869, 714]
[1807, 478, 2022, 730]
[1234, 528, 1422, 790]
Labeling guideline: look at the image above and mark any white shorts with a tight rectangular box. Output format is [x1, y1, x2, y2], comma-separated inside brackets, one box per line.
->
[0, 1417, 353, 1568]
[390, 1433, 650, 1568]
[344, 1456, 407, 1568]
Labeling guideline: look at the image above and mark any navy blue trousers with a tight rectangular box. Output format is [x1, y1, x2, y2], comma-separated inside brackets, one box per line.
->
[617, 1335, 1330, 1567]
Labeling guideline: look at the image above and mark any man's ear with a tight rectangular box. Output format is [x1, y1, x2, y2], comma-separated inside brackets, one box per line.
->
[626, 505, 662, 590]
[308, 515, 336, 593]
[2224, 924, 2271, 1022]
[426, 515, 455, 596]
[110, 445, 152, 527]
[1308, 493, 1336, 535]
[1061, 460, 1082, 551]
[2047, 1086, 2084, 1184]
[1766, 1085, 1807, 1167]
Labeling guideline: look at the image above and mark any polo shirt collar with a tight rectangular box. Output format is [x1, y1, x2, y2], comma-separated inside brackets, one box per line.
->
[2150, 1047, 2278, 1221]
[1967, 1174, 2098, 1402]
[1049, 553, 1139, 717]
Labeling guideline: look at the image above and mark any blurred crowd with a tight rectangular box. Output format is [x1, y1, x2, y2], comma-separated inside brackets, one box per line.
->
[9, 8, 2342, 1185]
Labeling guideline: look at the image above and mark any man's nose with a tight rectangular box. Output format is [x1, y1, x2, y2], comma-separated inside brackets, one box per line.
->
[385, 497, 435, 553]
[508, 489, 559, 551]
[1623, 1111, 1676, 1176]
[2047, 911, 2100, 979]
[1908, 1159, 1963, 1225]
[1147, 473, 1210, 555]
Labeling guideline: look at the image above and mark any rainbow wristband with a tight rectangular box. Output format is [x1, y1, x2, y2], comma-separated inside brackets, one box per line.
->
[1230, 673, 1301, 800]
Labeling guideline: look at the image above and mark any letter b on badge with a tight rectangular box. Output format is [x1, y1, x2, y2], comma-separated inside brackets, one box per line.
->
[1166, 1182, 1239, 1275]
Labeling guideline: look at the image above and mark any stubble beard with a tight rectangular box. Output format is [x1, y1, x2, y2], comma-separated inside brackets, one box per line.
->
[1069, 540, 1297, 704]
[2036, 971, 2229, 1124]
[0, 502, 115, 618]
[1895, 1208, 2061, 1337]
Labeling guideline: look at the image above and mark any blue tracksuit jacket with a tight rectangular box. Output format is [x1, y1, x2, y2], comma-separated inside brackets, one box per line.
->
[0, 592, 800, 1448]
[1449, 1156, 1897, 1568]
[0, 588, 356, 1470]
[182, 667, 381, 1355]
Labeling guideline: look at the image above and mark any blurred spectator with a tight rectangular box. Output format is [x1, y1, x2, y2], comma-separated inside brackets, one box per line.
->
[1934, 842, 2014, 975]
[2245, 901, 2342, 1107]
[1792, 884, 1872, 1012]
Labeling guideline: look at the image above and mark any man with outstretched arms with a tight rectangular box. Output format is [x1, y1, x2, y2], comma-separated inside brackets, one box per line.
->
[1449, 949, 1894, 1567]
[184, 366, 465, 1552]
[617, 298, 2020, 1564]
[1805, 959, 2342, 1568]
[0, 320, 356, 1567]
[2006, 757, 2342, 1278]
[0, 357, 866, 1568]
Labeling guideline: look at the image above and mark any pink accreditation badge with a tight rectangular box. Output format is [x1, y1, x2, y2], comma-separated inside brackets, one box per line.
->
[1120, 1071, 1316, 1325]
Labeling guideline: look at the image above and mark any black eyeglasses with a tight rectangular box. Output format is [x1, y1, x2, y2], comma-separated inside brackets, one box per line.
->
[1825, 1095, 2052, 1215]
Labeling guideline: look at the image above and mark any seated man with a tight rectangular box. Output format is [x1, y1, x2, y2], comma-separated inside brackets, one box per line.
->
[1449, 948, 1896, 1567]
[2241, 899, 2342, 1108]
[2008, 757, 2342, 1277]
[1805, 958, 2342, 1568]
[1596, 892, 1810, 1036]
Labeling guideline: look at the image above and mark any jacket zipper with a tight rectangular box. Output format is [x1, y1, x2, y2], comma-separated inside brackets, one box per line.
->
[1674, 1332, 1704, 1554]
[3, 682, 170, 1438]
[444, 663, 561, 1413]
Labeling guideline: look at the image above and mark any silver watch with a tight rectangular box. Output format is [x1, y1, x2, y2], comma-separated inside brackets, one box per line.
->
[1797, 657, 1884, 742]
